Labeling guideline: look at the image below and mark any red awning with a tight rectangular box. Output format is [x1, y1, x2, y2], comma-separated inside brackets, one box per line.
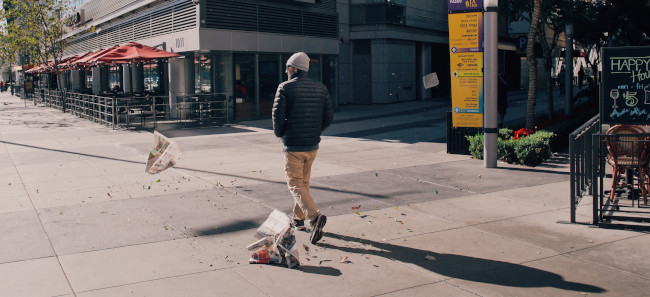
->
[25, 62, 55, 74]
[97, 42, 180, 63]
[71, 45, 119, 68]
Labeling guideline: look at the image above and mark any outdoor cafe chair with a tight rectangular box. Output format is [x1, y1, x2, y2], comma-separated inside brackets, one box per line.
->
[605, 124, 649, 204]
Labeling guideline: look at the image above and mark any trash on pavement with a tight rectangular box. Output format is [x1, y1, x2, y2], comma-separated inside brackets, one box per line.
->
[248, 209, 300, 268]
[146, 131, 182, 174]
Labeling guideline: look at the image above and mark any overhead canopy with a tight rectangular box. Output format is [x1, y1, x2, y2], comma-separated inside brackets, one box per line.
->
[25, 62, 55, 74]
[96, 42, 180, 63]
[71, 45, 120, 68]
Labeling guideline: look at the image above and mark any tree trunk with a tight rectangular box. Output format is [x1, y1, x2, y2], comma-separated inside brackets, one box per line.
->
[526, 0, 544, 130]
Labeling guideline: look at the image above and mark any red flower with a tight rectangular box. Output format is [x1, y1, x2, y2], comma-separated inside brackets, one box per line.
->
[513, 128, 534, 140]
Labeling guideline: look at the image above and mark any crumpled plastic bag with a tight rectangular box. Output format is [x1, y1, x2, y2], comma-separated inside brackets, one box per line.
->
[146, 131, 182, 174]
[248, 209, 300, 268]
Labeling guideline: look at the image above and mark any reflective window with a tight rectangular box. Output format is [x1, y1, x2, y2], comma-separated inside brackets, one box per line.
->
[108, 65, 122, 92]
[234, 53, 256, 120]
[195, 54, 212, 94]
[144, 62, 160, 94]
[85, 70, 93, 90]
[258, 54, 280, 118]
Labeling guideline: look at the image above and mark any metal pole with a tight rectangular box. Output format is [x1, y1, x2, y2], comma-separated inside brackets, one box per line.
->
[483, 6, 498, 168]
[565, 23, 574, 115]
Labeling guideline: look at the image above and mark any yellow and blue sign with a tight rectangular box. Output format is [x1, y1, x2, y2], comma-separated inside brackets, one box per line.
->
[448, 4, 484, 128]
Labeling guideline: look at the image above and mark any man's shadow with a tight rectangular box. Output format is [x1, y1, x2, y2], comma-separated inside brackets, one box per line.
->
[320, 233, 604, 293]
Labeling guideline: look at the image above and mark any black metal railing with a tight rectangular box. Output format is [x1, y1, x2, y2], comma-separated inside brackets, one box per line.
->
[569, 114, 600, 223]
[32, 88, 230, 129]
[446, 111, 481, 155]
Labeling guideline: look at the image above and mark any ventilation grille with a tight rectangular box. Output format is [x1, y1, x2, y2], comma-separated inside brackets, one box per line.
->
[354, 40, 371, 55]
[205, 0, 337, 38]
[83, 0, 138, 22]
[66, 1, 196, 56]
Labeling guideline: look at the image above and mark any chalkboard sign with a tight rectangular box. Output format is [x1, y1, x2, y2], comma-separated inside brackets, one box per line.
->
[601, 46, 650, 125]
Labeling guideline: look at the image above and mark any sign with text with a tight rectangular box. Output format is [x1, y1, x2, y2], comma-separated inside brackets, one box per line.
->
[601, 46, 650, 125]
[448, 7, 484, 128]
[448, 12, 483, 53]
[448, 0, 483, 12]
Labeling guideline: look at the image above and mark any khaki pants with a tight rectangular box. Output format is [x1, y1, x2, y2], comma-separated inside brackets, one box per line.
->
[284, 150, 320, 222]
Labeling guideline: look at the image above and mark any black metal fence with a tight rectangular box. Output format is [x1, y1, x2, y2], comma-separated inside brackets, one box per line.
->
[29, 89, 230, 129]
[569, 114, 600, 223]
[446, 111, 481, 155]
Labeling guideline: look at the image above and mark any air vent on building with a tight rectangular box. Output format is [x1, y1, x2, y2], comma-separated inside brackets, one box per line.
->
[204, 0, 337, 38]
[354, 40, 371, 55]
[66, 0, 197, 56]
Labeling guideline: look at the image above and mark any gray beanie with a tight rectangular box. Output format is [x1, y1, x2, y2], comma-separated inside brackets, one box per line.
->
[286, 52, 310, 71]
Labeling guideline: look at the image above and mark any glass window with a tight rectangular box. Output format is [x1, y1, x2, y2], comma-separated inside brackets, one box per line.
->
[143, 62, 160, 94]
[85, 70, 93, 90]
[322, 55, 338, 108]
[258, 54, 280, 118]
[108, 65, 122, 92]
[195, 54, 212, 94]
[234, 53, 256, 120]
[350, 3, 405, 25]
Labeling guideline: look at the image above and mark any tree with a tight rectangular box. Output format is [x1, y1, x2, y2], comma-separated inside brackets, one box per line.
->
[0, 0, 74, 88]
[526, 0, 543, 130]
[573, 1, 649, 85]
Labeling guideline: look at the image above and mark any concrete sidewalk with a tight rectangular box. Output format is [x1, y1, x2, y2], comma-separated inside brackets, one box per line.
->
[1, 91, 648, 297]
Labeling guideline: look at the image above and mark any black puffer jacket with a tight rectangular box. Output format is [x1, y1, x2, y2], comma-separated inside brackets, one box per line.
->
[272, 72, 334, 151]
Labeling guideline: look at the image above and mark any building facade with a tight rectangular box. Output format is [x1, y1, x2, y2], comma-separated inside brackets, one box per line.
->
[64, 0, 519, 121]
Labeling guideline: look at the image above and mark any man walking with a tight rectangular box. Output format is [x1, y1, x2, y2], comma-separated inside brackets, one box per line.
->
[272, 52, 334, 244]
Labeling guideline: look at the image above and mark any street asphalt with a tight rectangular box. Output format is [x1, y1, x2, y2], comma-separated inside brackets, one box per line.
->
[1, 89, 648, 297]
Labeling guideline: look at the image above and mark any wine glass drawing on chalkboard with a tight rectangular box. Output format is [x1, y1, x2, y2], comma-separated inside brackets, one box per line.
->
[610, 89, 619, 109]
[644, 84, 650, 104]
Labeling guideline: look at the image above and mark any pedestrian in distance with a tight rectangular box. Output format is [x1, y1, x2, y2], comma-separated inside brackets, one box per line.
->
[497, 71, 508, 128]
[0, 81, 4, 92]
[272, 52, 334, 244]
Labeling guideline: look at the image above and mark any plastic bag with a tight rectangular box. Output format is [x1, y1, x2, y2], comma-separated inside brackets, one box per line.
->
[145, 131, 182, 174]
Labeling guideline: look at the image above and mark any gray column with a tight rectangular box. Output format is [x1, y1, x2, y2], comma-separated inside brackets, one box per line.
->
[483, 7, 498, 168]
[132, 63, 144, 94]
[101, 66, 110, 93]
[122, 65, 132, 94]
[92, 67, 102, 95]
[70, 70, 83, 92]
[168, 56, 195, 119]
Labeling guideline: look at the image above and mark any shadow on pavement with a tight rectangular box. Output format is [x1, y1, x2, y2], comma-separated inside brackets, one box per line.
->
[0, 140, 389, 199]
[494, 165, 570, 176]
[320, 233, 605, 293]
[298, 265, 342, 276]
[195, 220, 261, 236]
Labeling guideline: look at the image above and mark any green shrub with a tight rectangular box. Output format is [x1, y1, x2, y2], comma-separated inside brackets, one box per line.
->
[466, 133, 484, 160]
[498, 128, 513, 140]
[466, 129, 554, 166]
[513, 131, 554, 166]
[498, 138, 518, 164]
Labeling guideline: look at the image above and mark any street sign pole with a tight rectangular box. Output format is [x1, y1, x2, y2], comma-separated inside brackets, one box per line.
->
[483, 0, 498, 168]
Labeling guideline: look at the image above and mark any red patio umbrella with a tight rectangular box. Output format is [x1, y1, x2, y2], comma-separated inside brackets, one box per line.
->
[71, 45, 119, 68]
[96, 42, 180, 63]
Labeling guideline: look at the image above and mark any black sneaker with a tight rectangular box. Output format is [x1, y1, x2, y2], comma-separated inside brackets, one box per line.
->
[309, 214, 327, 244]
[293, 219, 307, 231]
